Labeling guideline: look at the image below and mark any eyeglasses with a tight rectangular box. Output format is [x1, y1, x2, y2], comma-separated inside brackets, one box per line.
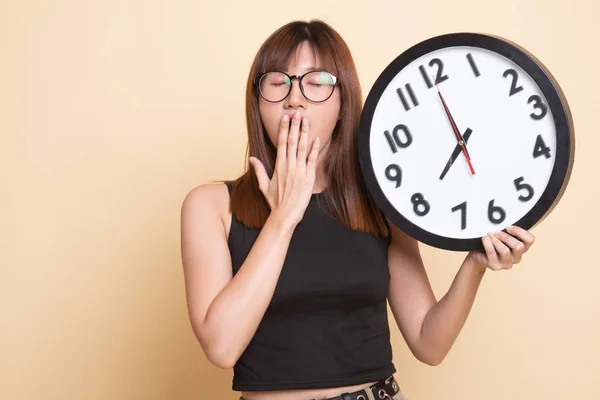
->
[256, 70, 338, 103]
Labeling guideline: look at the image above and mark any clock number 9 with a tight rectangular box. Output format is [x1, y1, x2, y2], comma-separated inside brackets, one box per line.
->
[411, 193, 430, 217]
[528, 95, 548, 120]
[488, 199, 506, 224]
[385, 164, 402, 188]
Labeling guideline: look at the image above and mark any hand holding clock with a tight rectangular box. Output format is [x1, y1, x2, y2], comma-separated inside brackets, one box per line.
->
[466, 225, 536, 271]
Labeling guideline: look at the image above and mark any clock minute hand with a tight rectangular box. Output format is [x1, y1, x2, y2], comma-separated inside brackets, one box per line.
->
[440, 128, 474, 180]
[434, 80, 476, 175]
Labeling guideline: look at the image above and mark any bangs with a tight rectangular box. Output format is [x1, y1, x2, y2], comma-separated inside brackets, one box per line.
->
[256, 29, 339, 77]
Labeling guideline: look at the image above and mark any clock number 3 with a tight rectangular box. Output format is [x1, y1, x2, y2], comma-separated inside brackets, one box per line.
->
[528, 95, 548, 120]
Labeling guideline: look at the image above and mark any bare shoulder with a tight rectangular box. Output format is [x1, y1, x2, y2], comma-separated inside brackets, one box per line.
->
[181, 182, 232, 237]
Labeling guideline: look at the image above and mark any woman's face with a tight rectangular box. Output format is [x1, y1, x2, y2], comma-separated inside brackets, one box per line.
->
[258, 42, 341, 155]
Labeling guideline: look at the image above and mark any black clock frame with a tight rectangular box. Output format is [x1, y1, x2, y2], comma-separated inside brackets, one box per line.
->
[358, 32, 574, 251]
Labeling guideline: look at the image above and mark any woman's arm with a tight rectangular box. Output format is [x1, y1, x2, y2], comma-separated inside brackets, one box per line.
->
[181, 183, 296, 369]
[181, 114, 320, 369]
[387, 222, 534, 366]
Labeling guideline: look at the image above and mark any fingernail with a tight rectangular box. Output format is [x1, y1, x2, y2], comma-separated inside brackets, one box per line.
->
[294, 111, 300, 119]
[283, 115, 289, 122]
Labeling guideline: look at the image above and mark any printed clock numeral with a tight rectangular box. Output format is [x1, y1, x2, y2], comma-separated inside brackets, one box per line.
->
[502, 68, 548, 120]
[503, 69, 524, 96]
[451, 201, 467, 230]
[488, 199, 507, 224]
[397, 84, 419, 111]
[411, 193, 430, 217]
[466, 53, 480, 77]
[533, 134, 551, 159]
[514, 177, 534, 202]
[528, 95, 548, 120]
[384, 124, 413, 153]
[419, 58, 449, 88]
[385, 164, 402, 188]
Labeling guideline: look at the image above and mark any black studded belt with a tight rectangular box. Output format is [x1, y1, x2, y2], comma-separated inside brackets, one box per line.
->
[315, 375, 400, 400]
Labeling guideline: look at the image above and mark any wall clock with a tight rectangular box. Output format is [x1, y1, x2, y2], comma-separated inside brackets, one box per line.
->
[358, 33, 575, 251]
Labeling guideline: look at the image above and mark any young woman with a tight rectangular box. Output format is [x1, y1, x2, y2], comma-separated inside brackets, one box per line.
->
[180, 20, 535, 400]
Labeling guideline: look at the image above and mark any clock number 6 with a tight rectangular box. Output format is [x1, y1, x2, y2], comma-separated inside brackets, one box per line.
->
[411, 193, 430, 217]
[488, 199, 506, 224]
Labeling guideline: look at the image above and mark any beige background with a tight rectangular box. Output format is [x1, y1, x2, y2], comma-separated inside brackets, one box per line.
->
[2, 0, 598, 399]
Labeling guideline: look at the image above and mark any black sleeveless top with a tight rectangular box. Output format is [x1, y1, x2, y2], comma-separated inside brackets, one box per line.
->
[225, 182, 396, 391]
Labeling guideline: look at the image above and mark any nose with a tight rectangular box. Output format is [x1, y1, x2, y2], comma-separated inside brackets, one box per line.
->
[284, 79, 307, 109]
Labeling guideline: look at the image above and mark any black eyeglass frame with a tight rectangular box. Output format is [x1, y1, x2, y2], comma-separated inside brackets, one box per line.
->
[255, 70, 339, 103]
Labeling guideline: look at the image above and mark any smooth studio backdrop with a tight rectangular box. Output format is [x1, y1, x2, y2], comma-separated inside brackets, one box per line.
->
[2, 0, 598, 399]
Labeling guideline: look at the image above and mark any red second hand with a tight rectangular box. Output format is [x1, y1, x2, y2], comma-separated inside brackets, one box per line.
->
[434, 81, 475, 175]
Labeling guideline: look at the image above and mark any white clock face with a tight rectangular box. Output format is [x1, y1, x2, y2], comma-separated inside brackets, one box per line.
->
[368, 45, 557, 240]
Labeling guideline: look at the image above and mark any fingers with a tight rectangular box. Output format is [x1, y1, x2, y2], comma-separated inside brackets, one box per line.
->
[506, 225, 535, 250]
[296, 117, 309, 176]
[481, 233, 499, 269]
[478, 226, 536, 272]
[275, 115, 289, 180]
[287, 112, 301, 171]
[481, 232, 512, 270]
[249, 157, 269, 194]
[494, 230, 525, 263]
[489, 232, 513, 267]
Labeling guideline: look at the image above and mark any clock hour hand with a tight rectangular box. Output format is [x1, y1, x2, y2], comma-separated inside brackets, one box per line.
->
[439, 128, 473, 180]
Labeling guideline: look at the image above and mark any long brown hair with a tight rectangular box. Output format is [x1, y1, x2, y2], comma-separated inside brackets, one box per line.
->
[229, 19, 389, 238]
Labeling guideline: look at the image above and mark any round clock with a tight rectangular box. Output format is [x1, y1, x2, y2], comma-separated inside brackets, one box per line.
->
[358, 33, 575, 251]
